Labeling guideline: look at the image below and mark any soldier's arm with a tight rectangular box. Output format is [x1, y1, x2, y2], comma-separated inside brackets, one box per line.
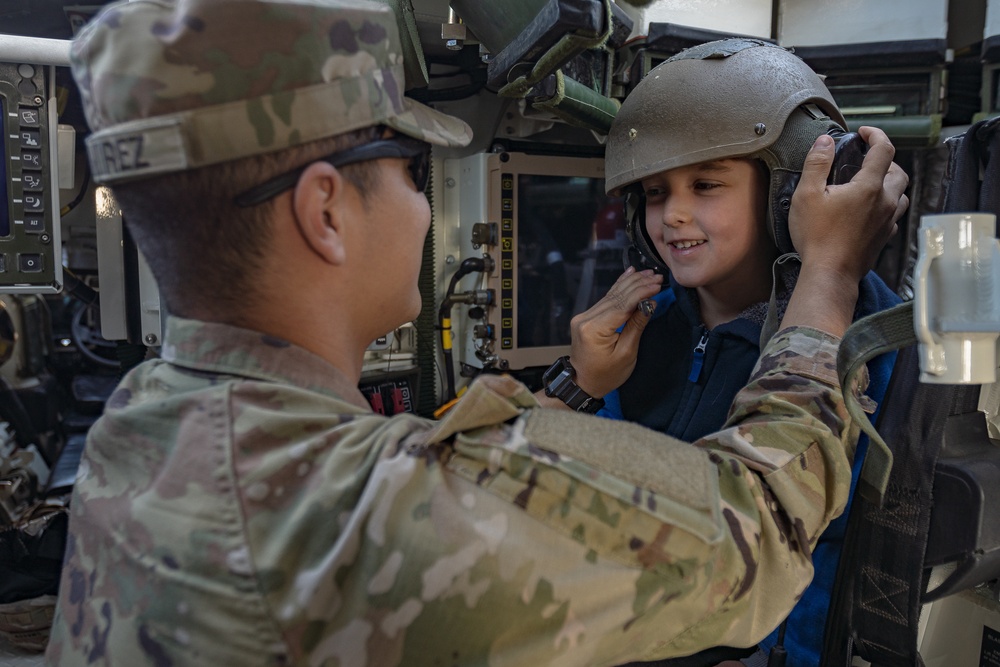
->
[504, 326, 856, 660]
[680, 325, 855, 650]
[234, 319, 851, 664]
[327, 328, 854, 664]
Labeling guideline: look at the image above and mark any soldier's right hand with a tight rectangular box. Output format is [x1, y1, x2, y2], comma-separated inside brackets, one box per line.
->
[569, 267, 663, 398]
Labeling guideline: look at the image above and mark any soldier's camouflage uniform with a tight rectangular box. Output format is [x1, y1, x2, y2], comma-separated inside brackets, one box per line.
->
[46, 0, 864, 664]
[46, 318, 858, 666]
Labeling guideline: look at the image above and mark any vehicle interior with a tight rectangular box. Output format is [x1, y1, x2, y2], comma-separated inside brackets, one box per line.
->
[2, 0, 1000, 665]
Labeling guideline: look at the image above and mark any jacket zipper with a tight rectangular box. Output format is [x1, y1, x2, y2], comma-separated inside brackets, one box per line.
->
[688, 328, 710, 383]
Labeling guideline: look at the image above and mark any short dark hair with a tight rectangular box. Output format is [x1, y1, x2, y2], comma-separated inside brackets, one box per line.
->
[110, 125, 383, 319]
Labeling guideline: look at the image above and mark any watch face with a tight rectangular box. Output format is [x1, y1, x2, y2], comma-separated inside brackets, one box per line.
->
[543, 356, 572, 387]
[544, 369, 573, 400]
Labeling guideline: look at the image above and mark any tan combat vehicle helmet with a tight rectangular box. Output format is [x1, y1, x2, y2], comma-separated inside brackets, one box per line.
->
[607, 38, 851, 261]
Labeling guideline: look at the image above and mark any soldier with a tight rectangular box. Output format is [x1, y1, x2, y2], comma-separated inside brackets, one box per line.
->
[46, 0, 908, 665]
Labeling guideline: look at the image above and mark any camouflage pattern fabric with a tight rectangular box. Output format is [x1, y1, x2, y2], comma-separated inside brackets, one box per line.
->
[69, 0, 472, 185]
[46, 317, 856, 666]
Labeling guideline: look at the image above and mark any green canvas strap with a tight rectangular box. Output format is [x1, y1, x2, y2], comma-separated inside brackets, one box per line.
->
[529, 71, 621, 134]
[497, 0, 613, 99]
[837, 301, 916, 506]
[376, 0, 429, 89]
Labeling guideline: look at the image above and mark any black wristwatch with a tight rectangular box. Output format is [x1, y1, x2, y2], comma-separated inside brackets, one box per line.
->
[542, 355, 605, 414]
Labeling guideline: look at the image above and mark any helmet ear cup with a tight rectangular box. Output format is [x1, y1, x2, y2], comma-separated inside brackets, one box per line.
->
[623, 186, 670, 275]
[756, 112, 848, 255]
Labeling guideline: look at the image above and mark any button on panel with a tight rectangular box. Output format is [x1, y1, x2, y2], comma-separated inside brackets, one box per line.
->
[19, 128, 40, 149]
[23, 216, 45, 234]
[18, 254, 43, 273]
[21, 150, 41, 170]
[22, 193, 44, 213]
[21, 172, 43, 191]
[18, 107, 39, 127]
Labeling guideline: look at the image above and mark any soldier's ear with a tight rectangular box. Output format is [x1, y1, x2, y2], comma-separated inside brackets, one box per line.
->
[292, 161, 348, 266]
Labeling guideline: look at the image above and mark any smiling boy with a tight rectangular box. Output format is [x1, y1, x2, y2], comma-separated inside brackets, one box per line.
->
[567, 39, 904, 667]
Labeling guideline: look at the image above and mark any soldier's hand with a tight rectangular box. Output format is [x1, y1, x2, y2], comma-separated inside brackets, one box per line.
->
[569, 267, 664, 398]
[789, 126, 909, 284]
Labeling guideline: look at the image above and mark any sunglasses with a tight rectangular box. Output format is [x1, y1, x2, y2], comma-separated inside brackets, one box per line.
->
[234, 136, 432, 208]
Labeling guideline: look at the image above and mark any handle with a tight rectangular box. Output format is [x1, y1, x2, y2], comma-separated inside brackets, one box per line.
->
[914, 225, 945, 375]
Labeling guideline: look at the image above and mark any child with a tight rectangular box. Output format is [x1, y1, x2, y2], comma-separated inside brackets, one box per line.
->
[600, 39, 901, 667]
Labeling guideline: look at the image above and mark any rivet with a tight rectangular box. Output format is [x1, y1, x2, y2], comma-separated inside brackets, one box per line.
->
[628, 128, 638, 140]
[754, 123, 767, 136]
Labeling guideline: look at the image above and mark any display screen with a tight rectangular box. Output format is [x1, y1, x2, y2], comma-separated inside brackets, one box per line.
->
[0, 98, 9, 238]
[517, 174, 626, 348]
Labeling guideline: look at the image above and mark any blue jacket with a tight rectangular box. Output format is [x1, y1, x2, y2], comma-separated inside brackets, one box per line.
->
[599, 270, 901, 667]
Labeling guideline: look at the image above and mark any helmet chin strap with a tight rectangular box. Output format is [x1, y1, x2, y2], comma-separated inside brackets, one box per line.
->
[622, 185, 670, 275]
[768, 169, 802, 255]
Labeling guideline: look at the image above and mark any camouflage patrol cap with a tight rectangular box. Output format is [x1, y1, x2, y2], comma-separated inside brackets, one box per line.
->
[70, 0, 473, 185]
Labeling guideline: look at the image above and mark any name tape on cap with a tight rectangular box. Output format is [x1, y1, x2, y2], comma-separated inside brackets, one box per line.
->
[86, 119, 188, 183]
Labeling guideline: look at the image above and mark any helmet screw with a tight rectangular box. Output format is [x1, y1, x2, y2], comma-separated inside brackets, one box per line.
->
[754, 123, 767, 136]
[780, 198, 791, 210]
[628, 128, 638, 141]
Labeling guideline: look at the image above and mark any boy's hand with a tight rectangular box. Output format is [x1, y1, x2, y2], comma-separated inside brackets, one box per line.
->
[568, 267, 663, 398]
[789, 125, 909, 282]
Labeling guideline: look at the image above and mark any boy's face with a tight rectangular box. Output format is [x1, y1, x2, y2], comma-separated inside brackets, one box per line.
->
[642, 158, 775, 298]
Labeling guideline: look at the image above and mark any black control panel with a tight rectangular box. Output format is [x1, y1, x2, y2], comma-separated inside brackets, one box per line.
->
[0, 61, 62, 293]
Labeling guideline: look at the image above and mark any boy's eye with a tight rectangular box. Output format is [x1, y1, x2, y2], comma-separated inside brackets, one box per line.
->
[694, 181, 721, 191]
[644, 186, 665, 198]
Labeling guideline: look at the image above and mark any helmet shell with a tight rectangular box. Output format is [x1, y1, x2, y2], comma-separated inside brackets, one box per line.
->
[605, 38, 846, 195]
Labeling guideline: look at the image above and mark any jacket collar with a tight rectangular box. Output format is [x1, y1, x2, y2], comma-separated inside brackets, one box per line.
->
[159, 316, 371, 411]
